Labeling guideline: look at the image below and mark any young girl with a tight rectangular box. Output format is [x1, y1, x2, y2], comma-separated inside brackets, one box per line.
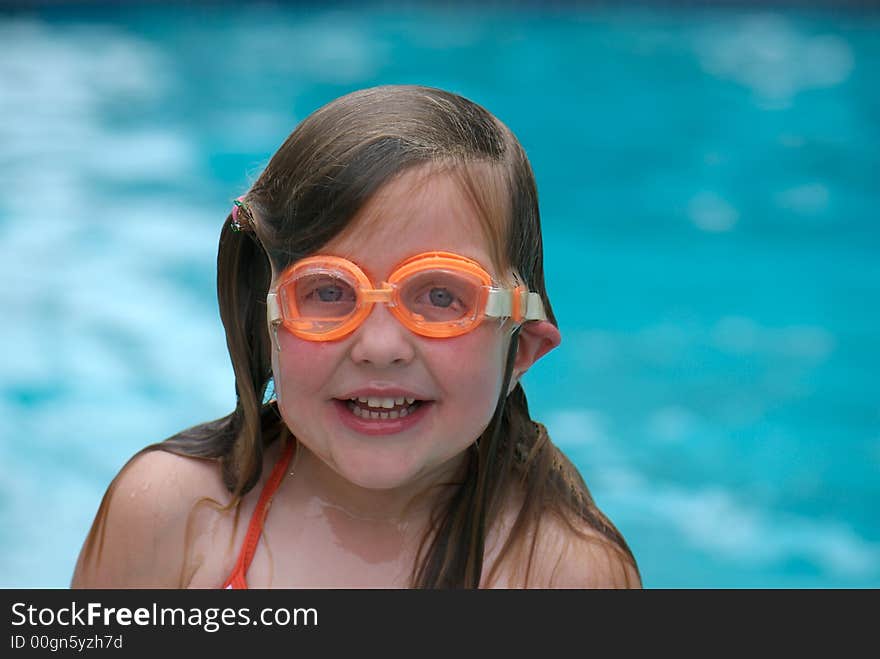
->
[71, 85, 641, 589]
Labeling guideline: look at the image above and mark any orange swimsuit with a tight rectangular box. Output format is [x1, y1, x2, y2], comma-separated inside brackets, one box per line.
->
[222, 441, 296, 589]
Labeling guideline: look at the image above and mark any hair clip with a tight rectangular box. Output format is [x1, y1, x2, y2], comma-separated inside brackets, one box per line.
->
[230, 196, 255, 233]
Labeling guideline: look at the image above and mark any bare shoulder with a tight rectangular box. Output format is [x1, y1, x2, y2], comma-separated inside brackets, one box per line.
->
[71, 449, 231, 589]
[529, 511, 642, 589]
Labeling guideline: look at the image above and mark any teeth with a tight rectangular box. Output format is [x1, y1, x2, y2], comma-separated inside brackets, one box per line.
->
[346, 400, 418, 420]
[350, 396, 416, 409]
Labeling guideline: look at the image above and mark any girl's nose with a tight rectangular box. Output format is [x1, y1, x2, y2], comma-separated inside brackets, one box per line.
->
[348, 302, 416, 367]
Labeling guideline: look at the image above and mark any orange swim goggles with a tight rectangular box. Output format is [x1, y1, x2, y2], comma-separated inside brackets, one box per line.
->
[266, 251, 547, 341]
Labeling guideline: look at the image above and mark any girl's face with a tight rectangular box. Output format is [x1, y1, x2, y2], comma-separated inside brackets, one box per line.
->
[271, 166, 513, 493]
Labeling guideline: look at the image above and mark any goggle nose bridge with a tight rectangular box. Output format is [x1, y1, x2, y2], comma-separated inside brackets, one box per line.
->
[359, 283, 396, 305]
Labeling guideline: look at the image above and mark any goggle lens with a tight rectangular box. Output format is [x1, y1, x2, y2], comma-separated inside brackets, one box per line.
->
[395, 268, 482, 324]
[292, 270, 358, 319]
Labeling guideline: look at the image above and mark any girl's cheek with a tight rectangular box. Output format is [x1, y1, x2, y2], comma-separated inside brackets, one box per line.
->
[445, 325, 509, 366]
[273, 331, 340, 395]
[427, 327, 509, 394]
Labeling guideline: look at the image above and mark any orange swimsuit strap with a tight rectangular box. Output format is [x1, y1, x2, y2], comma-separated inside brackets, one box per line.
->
[222, 440, 296, 589]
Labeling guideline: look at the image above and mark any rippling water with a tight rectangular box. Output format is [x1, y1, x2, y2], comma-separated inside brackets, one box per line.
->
[1, 3, 878, 587]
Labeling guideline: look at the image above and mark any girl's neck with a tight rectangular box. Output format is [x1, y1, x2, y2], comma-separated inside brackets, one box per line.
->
[285, 441, 464, 524]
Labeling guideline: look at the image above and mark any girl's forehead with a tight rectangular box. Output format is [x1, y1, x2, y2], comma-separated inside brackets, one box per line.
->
[321, 167, 500, 275]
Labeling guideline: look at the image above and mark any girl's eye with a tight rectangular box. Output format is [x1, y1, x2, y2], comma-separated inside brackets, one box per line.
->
[315, 284, 345, 302]
[294, 274, 356, 315]
[428, 287, 454, 308]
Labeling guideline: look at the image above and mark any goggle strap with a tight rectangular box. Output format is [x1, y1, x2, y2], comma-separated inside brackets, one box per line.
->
[485, 289, 511, 319]
[267, 292, 281, 325]
[485, 289, 547, 322]
[266, 293, 283, 352]
[525, 291, 548, 322]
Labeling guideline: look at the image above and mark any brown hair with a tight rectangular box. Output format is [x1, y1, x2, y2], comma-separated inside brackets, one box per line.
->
[80, 85, 639, 588]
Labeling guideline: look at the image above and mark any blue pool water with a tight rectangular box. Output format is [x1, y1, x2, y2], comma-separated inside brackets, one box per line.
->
[1, 3, 878, 588]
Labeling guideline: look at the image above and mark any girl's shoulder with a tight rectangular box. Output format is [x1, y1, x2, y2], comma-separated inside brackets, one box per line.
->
[488, 495, 641, 589]
[528, 511, 642, 588]
[110, 448, 233, 522]
[71, 448, 232, 588]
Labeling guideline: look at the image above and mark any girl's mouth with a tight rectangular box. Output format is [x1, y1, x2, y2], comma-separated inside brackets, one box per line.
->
[332, 396, 432, 435]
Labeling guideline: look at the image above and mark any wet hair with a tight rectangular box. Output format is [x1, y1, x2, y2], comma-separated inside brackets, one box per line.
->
[81, 85, 639, 588]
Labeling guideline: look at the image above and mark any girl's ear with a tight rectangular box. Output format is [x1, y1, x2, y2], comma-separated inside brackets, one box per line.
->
[509, 321, 562, 392]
